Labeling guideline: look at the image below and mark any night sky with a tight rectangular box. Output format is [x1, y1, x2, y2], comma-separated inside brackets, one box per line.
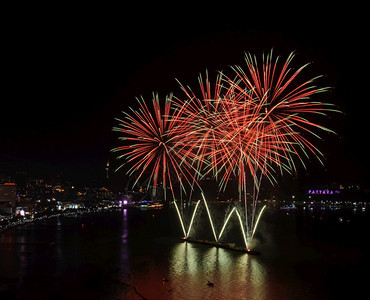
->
[1, 5, 369, 190]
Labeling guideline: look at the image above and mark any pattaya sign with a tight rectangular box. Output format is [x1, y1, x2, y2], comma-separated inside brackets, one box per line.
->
[308, 189, 340, 195]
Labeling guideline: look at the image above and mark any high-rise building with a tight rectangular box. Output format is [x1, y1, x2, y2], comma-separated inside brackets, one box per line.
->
[0, 183, 17, 214]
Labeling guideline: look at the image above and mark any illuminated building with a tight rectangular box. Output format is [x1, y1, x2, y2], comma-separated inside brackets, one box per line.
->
[0, 183, 17, 214]
[305, 185, 369, 206]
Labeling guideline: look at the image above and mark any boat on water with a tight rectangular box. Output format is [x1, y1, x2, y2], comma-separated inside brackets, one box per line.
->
[180, 237, 261, 255]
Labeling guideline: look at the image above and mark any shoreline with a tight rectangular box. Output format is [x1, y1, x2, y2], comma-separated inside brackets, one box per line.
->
[0, 207, 120, 234]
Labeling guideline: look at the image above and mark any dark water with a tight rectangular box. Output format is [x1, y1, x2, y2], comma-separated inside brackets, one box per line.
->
[1, 205, 369, 299]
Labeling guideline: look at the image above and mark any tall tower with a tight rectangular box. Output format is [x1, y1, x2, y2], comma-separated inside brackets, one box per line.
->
[106, 161, 110, 179]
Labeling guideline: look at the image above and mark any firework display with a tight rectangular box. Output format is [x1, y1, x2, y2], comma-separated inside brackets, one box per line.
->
[112, 50, 338, 250]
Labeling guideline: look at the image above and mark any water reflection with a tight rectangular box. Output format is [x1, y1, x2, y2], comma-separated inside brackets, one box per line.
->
[121, 208, 128, 243]
[118, 208, 130, 280]
[170, 242, 188, 276]
[169, 241, 266, 299]
[1, 208, 367, 299]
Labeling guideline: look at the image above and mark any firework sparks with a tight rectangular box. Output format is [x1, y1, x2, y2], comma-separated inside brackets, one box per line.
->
[112, 50, 339, 249]
[112, 93, 197, 200]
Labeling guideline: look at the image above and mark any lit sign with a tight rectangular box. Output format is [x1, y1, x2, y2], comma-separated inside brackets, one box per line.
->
[308, 189, 340, 195]
[4, 182, 15, 185]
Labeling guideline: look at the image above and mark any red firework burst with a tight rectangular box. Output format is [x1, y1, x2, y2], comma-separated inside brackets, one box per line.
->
[112, 93, 196, 199]
[113, 50, 339, 206]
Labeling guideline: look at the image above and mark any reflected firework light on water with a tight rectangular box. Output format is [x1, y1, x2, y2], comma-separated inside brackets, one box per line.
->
[112, 50, 339, 249]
